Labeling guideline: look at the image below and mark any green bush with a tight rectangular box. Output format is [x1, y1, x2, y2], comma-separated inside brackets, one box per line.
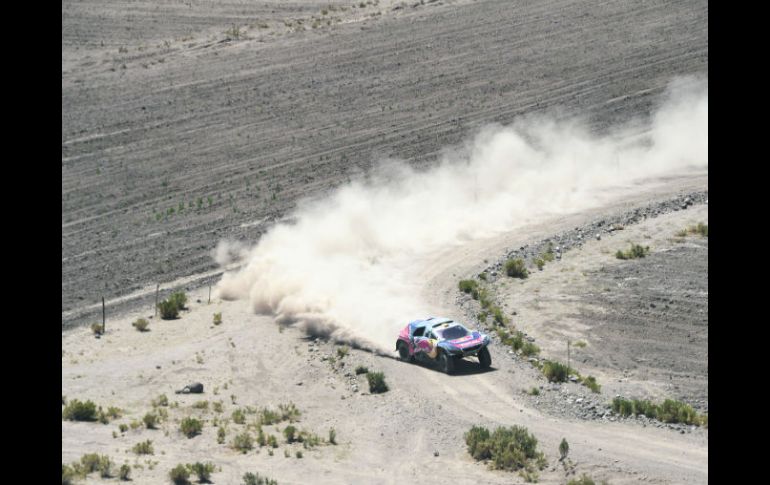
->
[528, 387, 540, 396]
[459, 279, 479, 294]
[542, 361, 572, 383]
[616, 244, 650, 260]
[188, 462, 215, 483]
[278, 402, 301, 422]
[611, 397, 702, 425]
[259, 408, 281, 425]
[534, 258, 545, 270]
[119, 464, 131, 481]
[567, 475, 597, 485]
[180, 417, 202, 438]
[169, 292, 188, 311]
[232, 408, 246, 424]
[242, 472, 278, 485]
[91, 322, 104, 335]
[133, 318, 149, 332]
[505, 259, 529, 278]
[465, 425, 546, 472]
[582, 376, 601, 393]
[157, 299, 179, 319]
[520, 341, 540, 357]
[144, 412, 159, 429]
[283, 425, 297, 443]
[213, 312, 222, 325]
[355, 365, 369, 375]
[233, 432, 254, 453]
[132, 439, 154, 455]
[62, 464, 76, 485]
[492, 307, 505, 325]
[367, 371, 389, 393]
[559, 438, 569, 460]
[336, 345, 349, 359]
[78, 453, 113, 477]
[542, 244, 555, 262]
[169, 464, 190, 485]
[63, 399, 98, 421]
[267, 434, 278, 448]
[152, 394, 169, 407]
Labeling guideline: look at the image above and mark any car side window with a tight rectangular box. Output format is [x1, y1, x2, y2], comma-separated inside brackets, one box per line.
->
[426, 331, 436, 340]
[413, 327, 425, 337]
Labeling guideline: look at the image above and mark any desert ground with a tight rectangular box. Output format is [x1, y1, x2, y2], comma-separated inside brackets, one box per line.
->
[63, 1, 707, 483]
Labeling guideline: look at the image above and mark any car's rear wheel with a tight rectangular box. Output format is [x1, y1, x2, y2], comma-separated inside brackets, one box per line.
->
[397, 341, 413, 362]
[439, 351, 455, 375]
[478, 346, 491, 369]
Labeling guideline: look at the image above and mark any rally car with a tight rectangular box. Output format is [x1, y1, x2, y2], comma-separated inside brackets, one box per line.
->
[395, 317, 491, 374]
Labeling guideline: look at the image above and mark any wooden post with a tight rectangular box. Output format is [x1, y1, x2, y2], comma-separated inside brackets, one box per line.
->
[208, 285, 211, 304]
[567, 340, 571, 371]
[155, 284, 159, 316]
[102, 297, 106, 333]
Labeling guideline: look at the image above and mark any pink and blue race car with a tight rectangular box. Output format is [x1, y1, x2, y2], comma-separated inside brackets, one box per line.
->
[396, 317, 491, 374]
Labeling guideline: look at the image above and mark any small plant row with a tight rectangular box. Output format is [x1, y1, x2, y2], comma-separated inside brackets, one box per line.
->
[675, 222, 708, 238]
[611, 397, 707, 427]
[615, 243, 650, 260]
[62, 399, 122, 423]
[62, 454, 130, 483]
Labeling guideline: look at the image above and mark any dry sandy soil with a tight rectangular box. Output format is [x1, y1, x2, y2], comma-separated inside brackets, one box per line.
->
[62, 173, 707, 485]
[62, 0, 708, 327]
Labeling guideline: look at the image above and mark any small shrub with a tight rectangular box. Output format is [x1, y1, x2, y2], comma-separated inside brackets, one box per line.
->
[119, 423, 128, 433]
[169, 291, 188, 311]
[528, 387, 540, 396]
[62, 464, 76, 485]
[465, 425, 546, 472]
[213, 401, 223, 413]
[329, 427, 337, 444]
[492, 307, 505, 325]
[367, 371, 389, 393]
[559, 438, 569, 460]
[567, 474, 597, 485]
[144, 412, 159, 429]
[337, 345, 350, 359]
[133, 318, 149, 332]
[283, 425, 297, 443]
[188, 462, 215, 483]
[91, 322, 104, 335]
[180, 417, 203, 438]
[242, 472, 278, 485]
[233, 432, 254, 453]
[534, 258, 545, 270]
[505, 258, 529, 279]
[616, 244, 650, 260]
[268, 434, 279, 448]
[152, 394, 169, 407]
[582, 376, 601, 393]
[355, 365, 369, 375]
[459, 279, 479, 294]
[119, 464, 131, 481]
[542, 244, 555, 262]
[217, 426, 226, 444]
[169, 464, 190, 485]
[542, 360, 574, 383]
[259, 407, 281, 425]
[573, 340, 587, 348]
[278, 402, 301, 422]
[132, 439, 154, 455]
[63, 399, 98, 421]
[232, 408, 246, 424]
[193, 400, 209, 410]
[296, 450, 303, 458]
[520, 341, 540, 357]
[213, 312, 222, 325]
[157, 299, 179, 319]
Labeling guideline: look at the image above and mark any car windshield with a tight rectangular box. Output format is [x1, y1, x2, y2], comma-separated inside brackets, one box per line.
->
[437, 325, 469, 340]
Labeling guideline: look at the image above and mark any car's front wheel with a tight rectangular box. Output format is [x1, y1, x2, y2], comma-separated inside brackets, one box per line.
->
[478, 346, 491, 369]
[397, 341, 413, 362]
[439, 351, 455, 375]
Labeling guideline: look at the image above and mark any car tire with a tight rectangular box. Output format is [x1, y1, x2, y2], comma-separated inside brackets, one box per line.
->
[478, 346, 491, 369]
[439, 351, 455, 375]
[397, 341, 413, 362]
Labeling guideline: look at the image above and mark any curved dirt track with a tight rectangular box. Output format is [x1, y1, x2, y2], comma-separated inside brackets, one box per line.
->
[62, 173, 707, 484]
[62, 0, 708, 327]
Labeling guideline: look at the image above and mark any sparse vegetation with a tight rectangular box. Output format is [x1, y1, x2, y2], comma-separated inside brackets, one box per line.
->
[459, 279, 479, 294]
[233, 432, 254, 453]
[193, 400, 209, 410]
[367, 371, 389, 393]
[582, 375, 601, 393]
[505, 258, 529, 278]
[217, 426, 226, 444]
[283, 425, 297, 443]
[119, 464, 131, 481]
[328, 427, 337, 444]
[232, 408, 246, 424]
[611, 397, 705, 425]
[213, 312, 222, 325]
[63, 399, 99, 421]
[132, 440, 154, 455]
[91, 322, 104, 335]
[542, 360, 574, 383]
[337, 345, 350, 359]
[133, 318, 149, 331]
[355, 365, 369, 375]
[528, 387, 540, 396]
[615, 244, 650, 260]
[534, 258, 545, 270]
[677, 222, 708, 238]
[180, 417, 203, 438]
[242, 472, 278, 485]
[157, 299, 179, 319]
[465, 425, 547, 474]
[153, 394, 169, 407]
[567, 474, 606, 485]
